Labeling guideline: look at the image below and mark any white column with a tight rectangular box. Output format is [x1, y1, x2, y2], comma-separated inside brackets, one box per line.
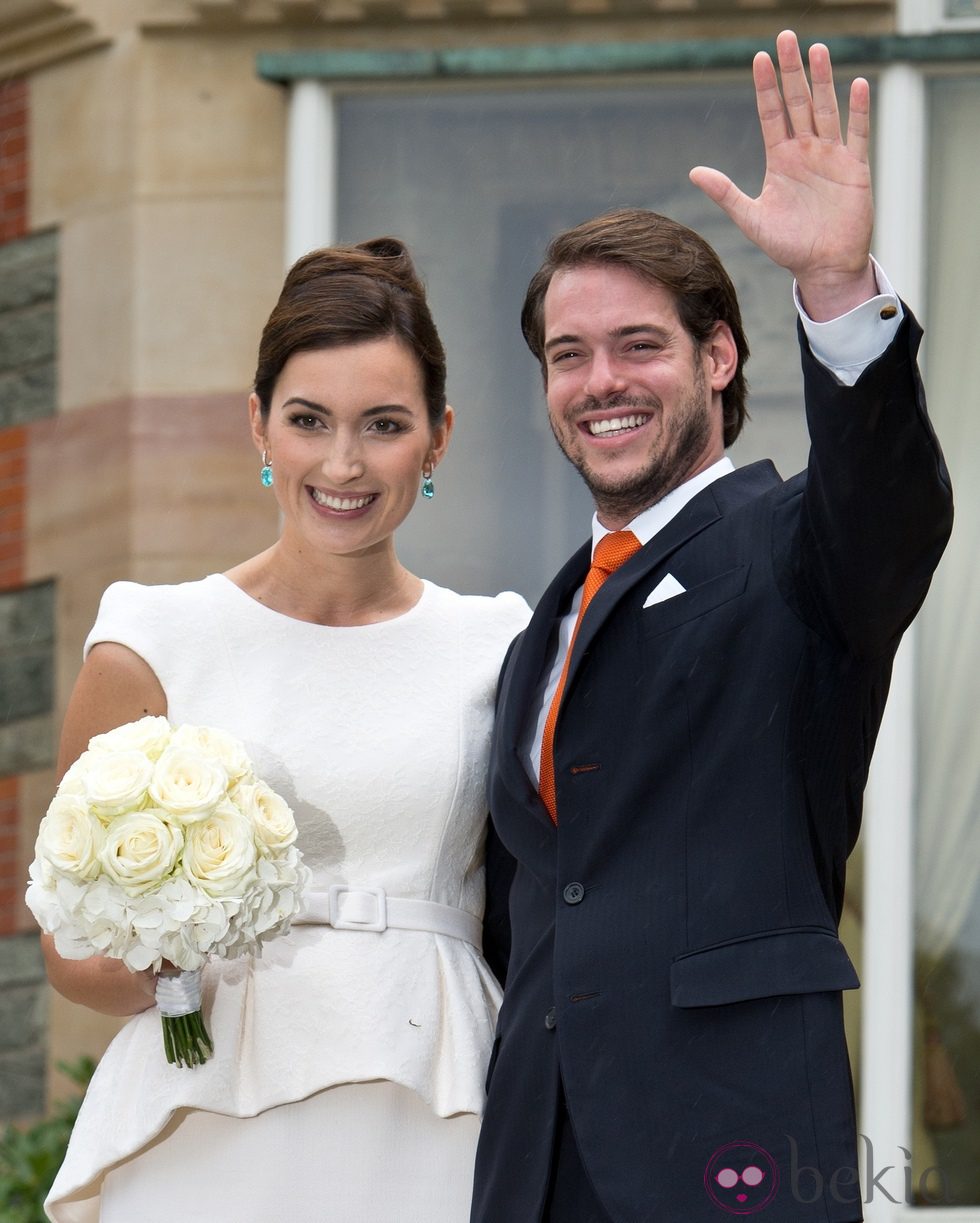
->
[872, 65, 927, 315]
[896, 0, 935, 35]
[860, 62, 927, 1222]
[285, 79, 337, 267]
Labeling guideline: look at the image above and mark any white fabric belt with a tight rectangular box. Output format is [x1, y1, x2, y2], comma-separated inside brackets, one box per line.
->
[294, 885, 482, 949]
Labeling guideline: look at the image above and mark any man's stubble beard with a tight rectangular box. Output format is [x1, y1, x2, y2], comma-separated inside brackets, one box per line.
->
[550, 362, 713, 524]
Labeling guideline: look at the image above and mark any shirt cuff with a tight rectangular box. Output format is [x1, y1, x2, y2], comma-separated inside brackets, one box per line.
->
[794, 257, 904, 387]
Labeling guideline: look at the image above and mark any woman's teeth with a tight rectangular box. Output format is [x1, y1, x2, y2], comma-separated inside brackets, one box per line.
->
[311, 491, 374, 510]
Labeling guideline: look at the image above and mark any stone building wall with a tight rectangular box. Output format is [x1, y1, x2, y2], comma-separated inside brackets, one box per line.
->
[0, 74, 57, 1120]
[0, 931, 46, 1120]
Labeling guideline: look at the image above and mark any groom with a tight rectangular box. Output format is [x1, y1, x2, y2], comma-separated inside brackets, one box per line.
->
[474, 31, 952, 1223]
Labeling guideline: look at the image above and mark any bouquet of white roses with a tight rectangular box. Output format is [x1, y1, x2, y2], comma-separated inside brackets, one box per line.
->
[26, 716, 310, 1068]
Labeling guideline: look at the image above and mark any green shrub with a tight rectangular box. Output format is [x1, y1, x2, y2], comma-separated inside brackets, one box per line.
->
[0, 1058, 95, 1223]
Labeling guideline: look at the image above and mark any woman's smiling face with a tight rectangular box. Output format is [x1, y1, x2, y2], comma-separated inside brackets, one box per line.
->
[251, 337, 452, 560]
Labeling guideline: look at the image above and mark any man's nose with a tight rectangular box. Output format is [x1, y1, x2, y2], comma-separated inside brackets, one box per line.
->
[583, 351, 628, 400]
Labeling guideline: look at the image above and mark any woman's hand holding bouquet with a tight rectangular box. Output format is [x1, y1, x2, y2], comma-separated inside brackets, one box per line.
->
[27, 717, 310, 1067]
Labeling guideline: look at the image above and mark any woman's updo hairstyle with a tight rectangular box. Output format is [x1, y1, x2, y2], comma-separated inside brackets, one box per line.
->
[253, 237, 448, 428]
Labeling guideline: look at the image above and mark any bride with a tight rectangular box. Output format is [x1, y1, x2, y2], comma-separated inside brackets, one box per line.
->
[39, 237, 530, 1222]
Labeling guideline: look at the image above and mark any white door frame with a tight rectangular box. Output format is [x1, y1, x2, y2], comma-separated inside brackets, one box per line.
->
[283, 65, 964, 1218]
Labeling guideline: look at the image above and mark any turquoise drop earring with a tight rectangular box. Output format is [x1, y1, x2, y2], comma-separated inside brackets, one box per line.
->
[260, 451, 273, 488]
[421, 466, 435, 500]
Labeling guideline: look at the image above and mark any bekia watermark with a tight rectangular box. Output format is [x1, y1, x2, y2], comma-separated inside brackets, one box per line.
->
[704, 1141, 780, 1215]
[705, 1135, 951, 1214]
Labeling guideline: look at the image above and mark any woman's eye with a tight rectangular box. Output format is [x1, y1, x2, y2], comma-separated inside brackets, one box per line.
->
[370, 418, 403, 435]
[289, 413, 322, 430]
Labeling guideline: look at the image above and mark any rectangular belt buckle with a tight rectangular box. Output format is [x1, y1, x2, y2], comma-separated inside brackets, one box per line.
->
[327, 885, 388, 932]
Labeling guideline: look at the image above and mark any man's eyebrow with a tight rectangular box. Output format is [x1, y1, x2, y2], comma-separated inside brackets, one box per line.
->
[543, 334, 581, 353]
[543, 324, 671, 353]
[615, 324, 670, 341]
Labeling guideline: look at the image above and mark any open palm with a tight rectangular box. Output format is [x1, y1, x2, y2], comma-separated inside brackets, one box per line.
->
[691, 32, 875, 319]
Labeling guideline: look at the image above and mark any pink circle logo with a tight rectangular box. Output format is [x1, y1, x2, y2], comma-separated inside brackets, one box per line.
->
[705, 1141, 779, 1214]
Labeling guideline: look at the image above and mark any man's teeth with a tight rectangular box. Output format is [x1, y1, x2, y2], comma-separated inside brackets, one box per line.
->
[587, 415, 649, 436]
[311, 490, 374, 510]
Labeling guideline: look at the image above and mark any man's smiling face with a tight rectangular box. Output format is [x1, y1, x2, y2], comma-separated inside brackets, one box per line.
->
[541, 263, 735, 530]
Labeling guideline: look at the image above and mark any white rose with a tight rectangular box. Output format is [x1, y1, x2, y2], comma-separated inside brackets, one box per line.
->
[88, 716, 172, 761]
[34, 794, 104, 880]
[234, 781, 297, 853]
[98, 809, 183, 893]
[170, 724, 254, 786]
[80, 750, 154, 818]
[181, 801, 257, 897]
[149, 747, 229, 822]
[57, 752, 95, 798]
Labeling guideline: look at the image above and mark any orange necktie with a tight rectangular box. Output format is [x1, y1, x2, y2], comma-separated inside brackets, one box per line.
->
[538, 530, 641, 824]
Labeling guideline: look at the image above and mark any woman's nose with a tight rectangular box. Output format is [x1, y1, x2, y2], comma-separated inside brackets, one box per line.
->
[320, 441, 365, 483]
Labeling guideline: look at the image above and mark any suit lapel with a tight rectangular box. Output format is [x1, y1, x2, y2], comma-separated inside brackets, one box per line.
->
[494, 462, 783, 826]
[565, 461, 781, 697]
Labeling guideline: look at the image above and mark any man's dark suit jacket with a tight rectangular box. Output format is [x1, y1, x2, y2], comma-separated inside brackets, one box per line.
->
[473, 314, 952, 1223]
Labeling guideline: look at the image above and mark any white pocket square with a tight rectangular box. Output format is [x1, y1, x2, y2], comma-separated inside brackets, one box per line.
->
[643, 574, 686, 608]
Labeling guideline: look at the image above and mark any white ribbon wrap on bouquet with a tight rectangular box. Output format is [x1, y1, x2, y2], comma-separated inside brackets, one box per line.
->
[155, 968, 203, 1018]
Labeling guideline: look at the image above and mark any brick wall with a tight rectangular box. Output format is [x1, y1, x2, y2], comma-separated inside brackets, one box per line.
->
[0, 424, 24, 589]
[0, 79, 27, 244]
[0, 76, 53, 1120]
[0, 73, 32, 601]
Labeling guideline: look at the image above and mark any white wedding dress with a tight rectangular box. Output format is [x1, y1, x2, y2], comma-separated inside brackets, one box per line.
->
[44, 574, 529, 1223]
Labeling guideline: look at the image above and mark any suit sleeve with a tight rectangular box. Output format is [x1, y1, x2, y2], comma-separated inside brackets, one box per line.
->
[777, 307, 953, 658]
[482, 817, 516, 987]
[481, 631, 526, 986]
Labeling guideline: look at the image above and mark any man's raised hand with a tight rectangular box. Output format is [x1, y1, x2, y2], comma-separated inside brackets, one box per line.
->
[690, 30, 876, 320]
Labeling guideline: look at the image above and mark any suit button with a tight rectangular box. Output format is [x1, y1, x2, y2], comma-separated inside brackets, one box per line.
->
[545, 1007, 557, 1030]
[563, 882, 585, 905]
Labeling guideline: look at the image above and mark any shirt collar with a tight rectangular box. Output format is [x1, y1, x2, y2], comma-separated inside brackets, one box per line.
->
[590, 457, 735, 553]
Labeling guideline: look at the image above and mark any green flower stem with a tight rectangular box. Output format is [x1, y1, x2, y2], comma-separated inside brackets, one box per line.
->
[161, 1009, 213, 1068]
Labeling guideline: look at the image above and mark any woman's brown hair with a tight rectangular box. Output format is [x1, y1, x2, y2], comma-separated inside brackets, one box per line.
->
[253, 237, 447, 427]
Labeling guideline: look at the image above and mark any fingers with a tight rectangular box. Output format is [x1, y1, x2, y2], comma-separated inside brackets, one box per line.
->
[760, 31, 849, 146]
[753, 50, 791, 150]
[774, 30, 815, 138]
[689, 166, 752, 229]
[804, 41, 843, 142]
[689, 166, 730, 206]
[846, 76, 872, 163]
